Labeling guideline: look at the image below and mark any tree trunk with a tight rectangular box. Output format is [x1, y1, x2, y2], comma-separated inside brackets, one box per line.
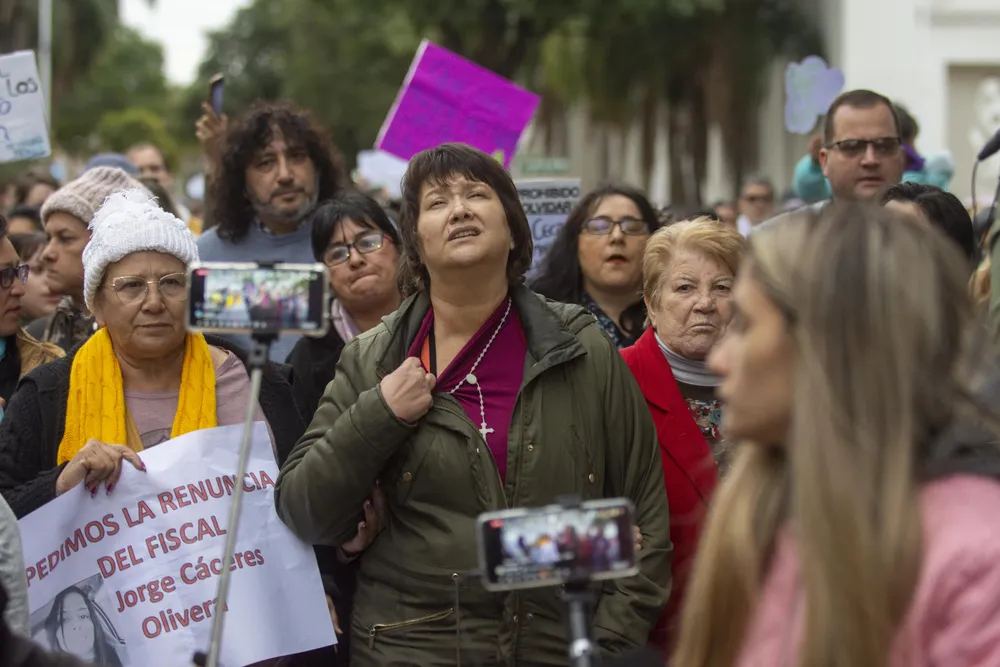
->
[690, 78, 708, 206]
[640, 82, 658, 193]
[667, 104, 686, 205]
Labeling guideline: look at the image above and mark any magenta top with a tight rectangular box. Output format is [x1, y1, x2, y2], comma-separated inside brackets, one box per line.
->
[408, 297, 527, 483]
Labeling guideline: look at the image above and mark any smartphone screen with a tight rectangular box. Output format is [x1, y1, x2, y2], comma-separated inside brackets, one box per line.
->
[477, 499, 637, 592]
[186, 262, 329, 336]
[209, 74, 224, 115]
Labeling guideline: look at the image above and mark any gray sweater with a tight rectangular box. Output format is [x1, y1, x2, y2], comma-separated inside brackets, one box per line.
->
[196, 220, 317, 363]
[0, 494, 27, 636]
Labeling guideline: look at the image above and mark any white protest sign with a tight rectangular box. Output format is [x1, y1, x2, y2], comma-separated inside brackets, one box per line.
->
[0, 50, 51, 163]
[20, 423, 334, 667]
[517, 179, 581, 279]
[356, 150, 408, 199]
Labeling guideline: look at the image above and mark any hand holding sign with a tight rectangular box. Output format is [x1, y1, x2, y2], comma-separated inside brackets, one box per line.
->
[56, 439, 146, 497]
[785, 56, 845, 135]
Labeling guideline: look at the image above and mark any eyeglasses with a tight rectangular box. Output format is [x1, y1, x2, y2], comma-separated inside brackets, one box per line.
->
[742, 194, 773, 204]
[103, 273, 188, 306]
[825, 137, 902, 158]
[0, 265, 29, 289]
[323, 231, 388, 266]
[581, 216, 650, 236]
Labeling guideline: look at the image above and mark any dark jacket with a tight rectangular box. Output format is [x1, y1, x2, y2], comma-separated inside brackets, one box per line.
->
[25, 297, 97, 353]
[275, 285, 672, 667]
[0, 584, 93, 667]
[0, 335, 304, 519]
[621, 328, 719, 650]
[286, 325, 346, 423]
[0, 330, 64, 402]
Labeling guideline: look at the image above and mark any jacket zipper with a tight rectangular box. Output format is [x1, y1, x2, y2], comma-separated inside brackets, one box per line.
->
[368, 607, 454, 648]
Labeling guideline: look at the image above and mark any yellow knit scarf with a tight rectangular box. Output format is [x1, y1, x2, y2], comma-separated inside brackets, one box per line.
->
[57, 329, 217, 464]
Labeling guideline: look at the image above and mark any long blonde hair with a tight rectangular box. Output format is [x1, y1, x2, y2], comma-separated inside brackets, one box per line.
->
[673, 203, 977, 667]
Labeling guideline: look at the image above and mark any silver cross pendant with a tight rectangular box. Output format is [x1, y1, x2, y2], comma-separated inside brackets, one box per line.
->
[479, 422, 495, 441]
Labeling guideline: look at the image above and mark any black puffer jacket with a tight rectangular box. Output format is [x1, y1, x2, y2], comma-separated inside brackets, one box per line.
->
[0, 335, 304, 519]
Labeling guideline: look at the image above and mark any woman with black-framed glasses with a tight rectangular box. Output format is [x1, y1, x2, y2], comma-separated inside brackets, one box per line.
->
[0, 215, 63, 407]
[287, 192, 402, 421]
[284, 191, 402, 667]
[532, 184, 663, 348]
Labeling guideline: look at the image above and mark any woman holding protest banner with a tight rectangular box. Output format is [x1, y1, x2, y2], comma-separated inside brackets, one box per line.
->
[275, 143, 671, 666]
[0, 188, 303, 518]
[532, 184, 662, 349]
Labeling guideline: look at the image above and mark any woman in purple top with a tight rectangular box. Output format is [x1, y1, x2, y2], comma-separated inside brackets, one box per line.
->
[275, 143, 672, 666]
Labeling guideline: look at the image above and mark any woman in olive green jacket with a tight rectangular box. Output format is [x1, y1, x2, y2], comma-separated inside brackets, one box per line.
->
[275, 144, 672, 667]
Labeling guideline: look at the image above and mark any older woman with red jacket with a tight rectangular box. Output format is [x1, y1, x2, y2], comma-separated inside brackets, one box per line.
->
[620, 218, 744, 650]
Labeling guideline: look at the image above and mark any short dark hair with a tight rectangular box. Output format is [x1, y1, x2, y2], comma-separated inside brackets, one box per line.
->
[880, 182, 975, 265]
[823, 90, 901, 144]
[531, 183, 662, 338]
[128, 141, 176, 172]
[7, 204, 42, 231]
[894, 104, 919, 144]
[309, 192, 401, 262]
[9, 231, 47, 261]
[211, 100, 348, 243]
[398, 143, 532, 295]
[13, 170, 60, 206]
[741, 174, 774, 197]
[138, 177, 180, 220]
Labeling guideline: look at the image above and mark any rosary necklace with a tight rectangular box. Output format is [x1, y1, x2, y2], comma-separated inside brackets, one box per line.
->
[448, 298, 512, 442]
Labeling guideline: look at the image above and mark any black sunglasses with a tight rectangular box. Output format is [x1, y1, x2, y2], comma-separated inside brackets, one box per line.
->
[825, 137, 902, 158]
[0, 265, 28, 289]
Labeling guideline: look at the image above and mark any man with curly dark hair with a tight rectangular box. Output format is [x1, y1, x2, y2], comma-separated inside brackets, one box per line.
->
[198, 100, 349, 360]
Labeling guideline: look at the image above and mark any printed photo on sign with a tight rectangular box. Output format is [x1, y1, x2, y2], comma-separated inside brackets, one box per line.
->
[30, 573, 128, 667]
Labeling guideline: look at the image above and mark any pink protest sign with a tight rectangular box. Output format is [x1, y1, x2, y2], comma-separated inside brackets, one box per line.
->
[375, 40, 540, 168]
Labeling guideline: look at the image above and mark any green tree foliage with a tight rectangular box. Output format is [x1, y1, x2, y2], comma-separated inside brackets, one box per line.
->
[97, 107, 177, 163]
[179, 0, 419, 167]
[55, 25, 171, 155]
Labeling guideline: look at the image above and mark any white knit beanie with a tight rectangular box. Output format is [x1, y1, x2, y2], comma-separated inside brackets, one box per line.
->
[82, 188, 200, 312]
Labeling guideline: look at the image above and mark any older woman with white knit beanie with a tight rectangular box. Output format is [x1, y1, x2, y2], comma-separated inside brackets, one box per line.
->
[0, 188, 305, 519]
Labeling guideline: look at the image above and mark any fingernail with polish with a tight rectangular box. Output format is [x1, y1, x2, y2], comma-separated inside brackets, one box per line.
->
[90, 487, 97, 498]
[106, 484, 114, 495]
[360, 522, 367, 530]
[364, 500, 373, 510]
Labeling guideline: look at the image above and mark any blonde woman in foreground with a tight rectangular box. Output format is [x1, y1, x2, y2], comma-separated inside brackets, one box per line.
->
[673, 203, 1000, 667]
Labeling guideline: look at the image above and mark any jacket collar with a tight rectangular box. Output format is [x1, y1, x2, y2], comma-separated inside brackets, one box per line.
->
[629, 327, 685, 413]
[375, 283, 587, 379]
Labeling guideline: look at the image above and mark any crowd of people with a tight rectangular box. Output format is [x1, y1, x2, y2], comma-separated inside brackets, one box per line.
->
[0, 83, 996, 667]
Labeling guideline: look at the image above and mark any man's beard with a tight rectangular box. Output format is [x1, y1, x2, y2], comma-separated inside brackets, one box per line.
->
[250, 185, 320, 230]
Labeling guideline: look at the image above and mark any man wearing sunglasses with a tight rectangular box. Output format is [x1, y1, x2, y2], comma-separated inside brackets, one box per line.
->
[760, 90, 907, 232]
[0, 214, 63, 409]
[817, 89, 907, 202]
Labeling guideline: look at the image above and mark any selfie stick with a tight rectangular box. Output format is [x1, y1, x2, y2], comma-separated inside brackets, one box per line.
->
[557, 495, 601, 667]
[201, 333, 275, 667]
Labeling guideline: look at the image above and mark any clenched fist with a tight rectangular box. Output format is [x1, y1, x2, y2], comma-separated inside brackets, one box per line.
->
[381, 357, 436, 424]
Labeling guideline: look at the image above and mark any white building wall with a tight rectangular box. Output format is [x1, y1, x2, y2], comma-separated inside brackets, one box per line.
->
[517, 0, 1000, 206]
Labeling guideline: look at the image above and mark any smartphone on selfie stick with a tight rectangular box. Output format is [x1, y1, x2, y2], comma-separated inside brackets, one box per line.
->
[187, 261, 329, 667]
[476, 496, 638, 667]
